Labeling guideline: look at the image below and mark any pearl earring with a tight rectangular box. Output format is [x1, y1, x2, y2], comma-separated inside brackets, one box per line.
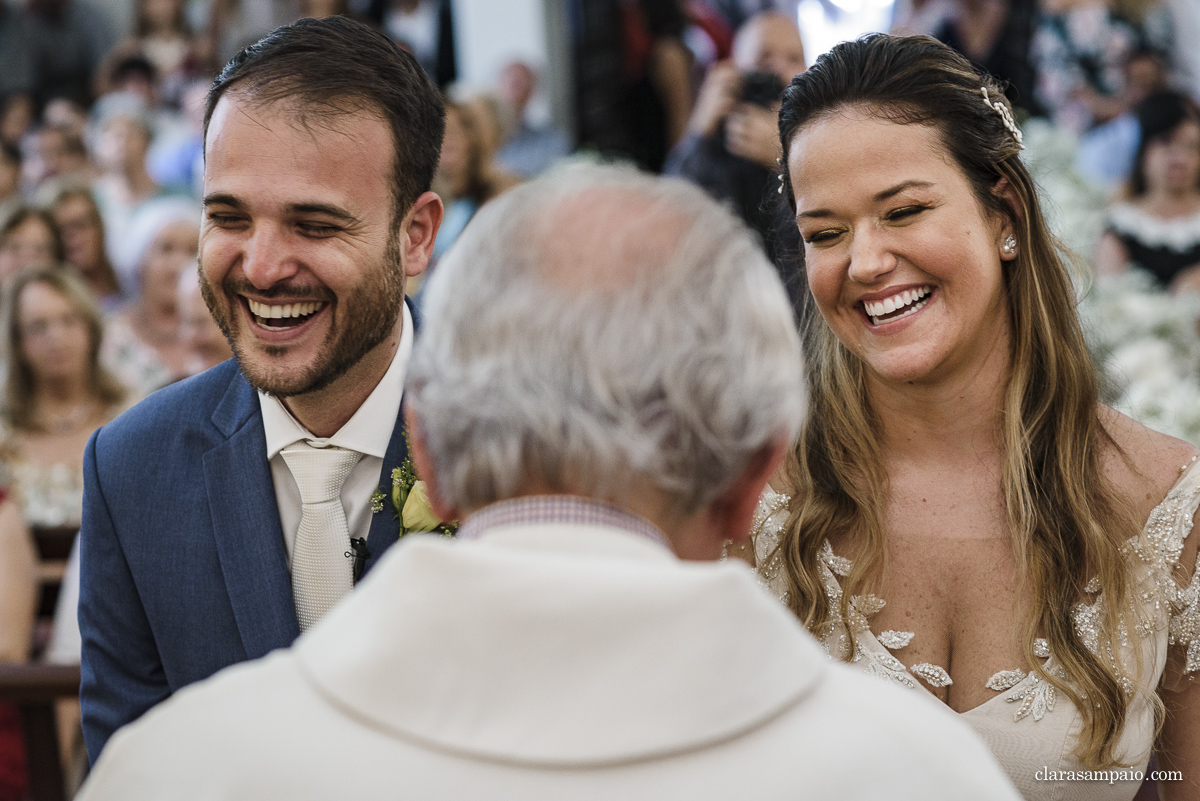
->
[1002, 235, 1016, 256]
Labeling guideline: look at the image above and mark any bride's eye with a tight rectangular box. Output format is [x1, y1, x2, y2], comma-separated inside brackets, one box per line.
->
[887, 205, 928, 221]
[802, 229, 841, 245]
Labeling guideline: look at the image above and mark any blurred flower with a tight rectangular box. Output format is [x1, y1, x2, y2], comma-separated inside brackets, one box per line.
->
[1081, 269, 1200, 446]
[401, 481, 442, 533]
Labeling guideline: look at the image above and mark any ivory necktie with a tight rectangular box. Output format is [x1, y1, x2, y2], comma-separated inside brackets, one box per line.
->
[281, 441, 362, 631]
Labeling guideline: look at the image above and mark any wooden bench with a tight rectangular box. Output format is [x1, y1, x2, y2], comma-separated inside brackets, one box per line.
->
[0, 664, 80, 801]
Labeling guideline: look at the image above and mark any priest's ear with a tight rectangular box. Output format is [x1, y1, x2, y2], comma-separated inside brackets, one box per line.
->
[404, 406, 460, 523]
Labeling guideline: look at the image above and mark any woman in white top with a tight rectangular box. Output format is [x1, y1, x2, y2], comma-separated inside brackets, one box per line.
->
[758, 33, 1200, 800]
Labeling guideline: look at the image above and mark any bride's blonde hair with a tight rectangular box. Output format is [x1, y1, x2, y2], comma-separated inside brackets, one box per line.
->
[773, 34, 1148, 769]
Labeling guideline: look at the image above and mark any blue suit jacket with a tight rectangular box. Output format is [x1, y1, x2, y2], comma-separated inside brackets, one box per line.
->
[78, 358, 409, 762]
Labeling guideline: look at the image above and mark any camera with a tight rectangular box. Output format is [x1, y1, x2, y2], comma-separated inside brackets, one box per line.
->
[740, 71, 785, 108]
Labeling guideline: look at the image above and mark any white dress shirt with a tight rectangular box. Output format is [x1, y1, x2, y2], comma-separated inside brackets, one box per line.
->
[260, 304, 413, 568]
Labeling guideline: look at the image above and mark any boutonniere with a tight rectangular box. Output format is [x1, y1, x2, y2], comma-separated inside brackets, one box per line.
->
[371, 438, 457, 538]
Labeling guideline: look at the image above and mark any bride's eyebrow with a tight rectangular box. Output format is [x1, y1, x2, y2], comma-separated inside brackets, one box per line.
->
[875, 180, 935, 201]
[796, 179, 939, 222]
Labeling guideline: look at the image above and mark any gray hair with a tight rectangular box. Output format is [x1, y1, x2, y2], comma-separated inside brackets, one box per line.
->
[407, 163, 805, 514]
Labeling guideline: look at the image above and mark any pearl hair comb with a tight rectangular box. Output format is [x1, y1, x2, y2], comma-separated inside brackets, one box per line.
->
[981, 87, 1024, 150]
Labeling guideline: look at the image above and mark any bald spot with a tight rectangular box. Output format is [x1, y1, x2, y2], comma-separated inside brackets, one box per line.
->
[534, 186, 691, 292]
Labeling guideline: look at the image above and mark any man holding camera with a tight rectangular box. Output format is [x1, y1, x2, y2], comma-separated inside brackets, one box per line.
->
[665, 11, 804, 273]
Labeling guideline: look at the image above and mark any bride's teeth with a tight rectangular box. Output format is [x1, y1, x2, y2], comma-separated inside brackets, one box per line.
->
[865, 288, 933, 326]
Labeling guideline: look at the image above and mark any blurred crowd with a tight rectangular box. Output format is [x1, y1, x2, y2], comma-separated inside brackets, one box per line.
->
[0, 0, 1197, 795]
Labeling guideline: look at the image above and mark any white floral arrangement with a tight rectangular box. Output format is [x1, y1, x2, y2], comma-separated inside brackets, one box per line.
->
[1079, 270, 1200, 446]
[1020, 118, 1109, 257]
[1019, 118, 1200, 445]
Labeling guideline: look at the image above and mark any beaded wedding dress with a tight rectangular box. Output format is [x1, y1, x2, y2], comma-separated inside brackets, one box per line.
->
[752, 458, 1200, 801]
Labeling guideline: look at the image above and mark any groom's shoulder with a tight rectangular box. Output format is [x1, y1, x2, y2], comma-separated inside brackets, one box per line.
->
[97, 360, 249, 455]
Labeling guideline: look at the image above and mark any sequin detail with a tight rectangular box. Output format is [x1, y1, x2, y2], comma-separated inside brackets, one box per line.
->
[819, 540, 851, 577]
[986, 669, 1027, 691]
[855, 646, 916, 689]
[1171, 577, 1200, 673]
[911, 662, 954, 688]
[1006, 666, 1062, 722]
[751, 489, 790, 595]
[878, 630, 915, 650]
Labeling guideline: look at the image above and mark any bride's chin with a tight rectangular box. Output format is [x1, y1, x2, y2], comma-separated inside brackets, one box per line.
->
[860, 353, 938, 386]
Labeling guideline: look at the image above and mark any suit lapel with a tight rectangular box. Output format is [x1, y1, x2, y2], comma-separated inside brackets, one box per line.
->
[363, 403, 407, 576]
[203, 370, 300, 658]
[360, 299, 422, 575]
[362, 298, 420, 577]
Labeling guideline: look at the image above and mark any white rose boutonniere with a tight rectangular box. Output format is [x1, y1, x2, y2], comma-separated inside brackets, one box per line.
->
[370, 435, 457, 537]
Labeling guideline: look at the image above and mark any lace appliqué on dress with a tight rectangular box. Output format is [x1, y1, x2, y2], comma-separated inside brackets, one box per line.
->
[986, 638, 1058, 720]
[878, 630, 914, 650]
[1148, 456, 1200, 677]
[853, 645, 917, 688]
[1006, 665, 1065, 722]
[911, 662, 954, 688]
[750, 458, 1200, 712]
[750, 493, 957, 692]
[1172, 580, 1200, 673]
[751, 489, 790, 599]
[986, 669, 1026, 691]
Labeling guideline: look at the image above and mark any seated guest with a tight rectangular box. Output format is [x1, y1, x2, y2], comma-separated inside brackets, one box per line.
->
[494, 61, 570, 178]
[19, 124, 92, 198]
[0, 267, 127, 784]
[89, 110, 170, 283]
[101, 198, 199, 394]
[1095, 91, 1200, 291]
[51, 187, 124, 306]
[0, 266, 126, 532]
[147, 78, 207, 197]
[176, 269, 231, 375]
[426, 100, 519, 271]
[1074, 49, 1168, 191]
[0, 144, 19, 225]
[76, 165, 1020, 801]
[108, 0, 197, 104]
[0, 207, 63, 279]
[1032, 0, 1172, 133]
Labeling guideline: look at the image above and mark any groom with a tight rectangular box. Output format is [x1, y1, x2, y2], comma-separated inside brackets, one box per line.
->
[77, 16, 444, 761]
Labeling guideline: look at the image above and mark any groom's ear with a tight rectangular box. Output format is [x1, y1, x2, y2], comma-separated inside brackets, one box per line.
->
[404, 406, 460, 522]
[398, 191, 444, 280]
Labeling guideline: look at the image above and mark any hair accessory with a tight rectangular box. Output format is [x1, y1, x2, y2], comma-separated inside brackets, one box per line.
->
[981, 87, 1024, 150]
[1002, 234, 1016, 255]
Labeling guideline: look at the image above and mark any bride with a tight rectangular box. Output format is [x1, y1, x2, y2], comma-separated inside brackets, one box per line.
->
[754, 34, 1200, 800]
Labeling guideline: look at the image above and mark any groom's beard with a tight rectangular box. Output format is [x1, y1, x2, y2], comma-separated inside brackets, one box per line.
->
[198, 236, 407, 398]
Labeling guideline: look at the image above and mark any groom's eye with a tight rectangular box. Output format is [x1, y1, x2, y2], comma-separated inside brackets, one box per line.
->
[297, 222, 340, 237]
